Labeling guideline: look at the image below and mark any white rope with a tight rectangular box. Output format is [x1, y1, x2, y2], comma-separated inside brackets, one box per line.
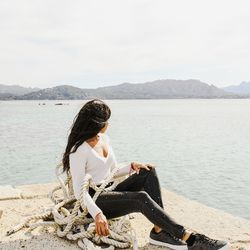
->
[6, 163, 138, 250]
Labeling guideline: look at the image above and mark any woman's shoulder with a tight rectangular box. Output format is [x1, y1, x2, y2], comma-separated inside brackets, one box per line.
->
[69, 142, 88, 158]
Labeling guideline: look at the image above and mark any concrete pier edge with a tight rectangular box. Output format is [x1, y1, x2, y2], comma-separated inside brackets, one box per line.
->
[0, 182, 250, 250]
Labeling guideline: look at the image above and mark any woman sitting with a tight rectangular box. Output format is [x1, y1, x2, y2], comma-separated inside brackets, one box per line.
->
[62, 99, 229, 250]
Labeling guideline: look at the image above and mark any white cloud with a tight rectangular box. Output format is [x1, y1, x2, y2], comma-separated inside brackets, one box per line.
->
[0, 0, 250, 88]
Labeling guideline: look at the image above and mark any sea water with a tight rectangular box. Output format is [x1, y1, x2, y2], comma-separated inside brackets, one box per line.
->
[0, 99, 249, 220]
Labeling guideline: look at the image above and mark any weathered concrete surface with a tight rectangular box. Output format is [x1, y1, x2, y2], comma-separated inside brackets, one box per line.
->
[0, 185, 22, 200]
[0, 183, 250, 250]
[16, 183, 58, 199]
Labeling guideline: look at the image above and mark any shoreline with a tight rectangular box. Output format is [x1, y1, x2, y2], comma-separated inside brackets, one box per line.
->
[1, 97, 250, 101]
[1, 182, 250, 249]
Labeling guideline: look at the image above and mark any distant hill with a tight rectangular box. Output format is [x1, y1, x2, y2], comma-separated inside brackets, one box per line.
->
[0, 79, 245, 100]
[17, 85, 96, 100]
[0, 84, 40, 96]
[0, 93, 17, 100]
[94, 79, 235, 99]
[223, 82, 250, 95]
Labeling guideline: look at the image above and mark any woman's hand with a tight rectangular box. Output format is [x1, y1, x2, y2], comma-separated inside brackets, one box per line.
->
[95, 212, 110, 236]
[131, 162, 156, 174]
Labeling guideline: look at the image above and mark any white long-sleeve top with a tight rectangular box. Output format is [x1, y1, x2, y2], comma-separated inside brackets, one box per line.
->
[69, 132, 132, 219]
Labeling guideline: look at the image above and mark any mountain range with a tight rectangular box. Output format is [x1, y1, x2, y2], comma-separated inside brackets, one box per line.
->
[0, 79, 249, 100]
[0, 84, 39, 96]
[223, 81, 250, 94]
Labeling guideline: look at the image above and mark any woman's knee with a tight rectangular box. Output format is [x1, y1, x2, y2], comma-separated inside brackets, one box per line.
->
[139, 167, 157, 176]
[124, 190, 150, 201]
[149, 167, 157, 175]
[134, 190, 151, 201]
[133, 191, 154, 213]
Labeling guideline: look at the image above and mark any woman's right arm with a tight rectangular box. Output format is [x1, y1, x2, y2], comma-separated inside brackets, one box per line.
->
[69, 146, 109, 236]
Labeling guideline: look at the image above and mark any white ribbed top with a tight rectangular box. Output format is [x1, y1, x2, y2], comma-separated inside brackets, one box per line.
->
[69, 132, 132, 219]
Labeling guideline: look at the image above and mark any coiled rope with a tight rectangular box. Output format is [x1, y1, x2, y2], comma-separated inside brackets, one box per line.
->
[6, 163, 138, 250]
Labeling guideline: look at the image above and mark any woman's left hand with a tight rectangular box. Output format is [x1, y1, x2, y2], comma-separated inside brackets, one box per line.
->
[131, 162, 156, 174]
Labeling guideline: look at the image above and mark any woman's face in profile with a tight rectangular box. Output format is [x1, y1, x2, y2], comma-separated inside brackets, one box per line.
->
[100, 121, 109, 133]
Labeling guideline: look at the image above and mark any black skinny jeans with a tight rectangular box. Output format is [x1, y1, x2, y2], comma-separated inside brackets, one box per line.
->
[87, 168, 185, 239]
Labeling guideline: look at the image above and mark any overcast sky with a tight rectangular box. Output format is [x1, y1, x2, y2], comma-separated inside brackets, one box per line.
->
[0, 0, 250, 88]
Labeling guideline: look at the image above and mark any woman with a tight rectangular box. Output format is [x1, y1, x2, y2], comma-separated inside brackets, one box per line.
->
[62, 99, 229, 250]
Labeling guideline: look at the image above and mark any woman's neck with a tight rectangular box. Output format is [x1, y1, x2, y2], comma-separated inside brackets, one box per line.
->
[86, 133, 101, 143]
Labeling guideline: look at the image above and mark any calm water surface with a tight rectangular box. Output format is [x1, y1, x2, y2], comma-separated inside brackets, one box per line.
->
[0, 99, 249, 219]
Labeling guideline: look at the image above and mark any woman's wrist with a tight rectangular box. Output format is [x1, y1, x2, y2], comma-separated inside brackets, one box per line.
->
[95, 212, 102, 220]
[129, 162, 135, 176]
[130, 162, 135, 170]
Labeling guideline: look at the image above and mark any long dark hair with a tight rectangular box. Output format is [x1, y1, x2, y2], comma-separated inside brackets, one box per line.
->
[62, 98, 111, 173]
